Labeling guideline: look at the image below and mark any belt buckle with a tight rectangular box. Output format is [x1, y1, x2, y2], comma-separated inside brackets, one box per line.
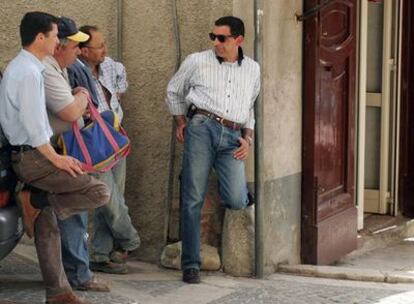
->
[219, 117, 224, 125]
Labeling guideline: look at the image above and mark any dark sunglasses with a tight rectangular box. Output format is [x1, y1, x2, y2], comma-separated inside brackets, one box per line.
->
[209, 33, 234, 43]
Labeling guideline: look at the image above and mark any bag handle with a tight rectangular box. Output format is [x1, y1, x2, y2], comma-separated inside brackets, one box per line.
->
[86, 97, 120, 152]
[72, 97, 121, 168]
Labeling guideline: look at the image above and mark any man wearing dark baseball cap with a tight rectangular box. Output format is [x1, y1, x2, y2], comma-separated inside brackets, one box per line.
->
[42, 16, 111, 294]
[58, 16, 89, 42]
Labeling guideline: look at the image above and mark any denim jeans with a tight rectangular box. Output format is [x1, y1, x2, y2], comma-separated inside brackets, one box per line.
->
[91, 158, 140, 262]
[181, 114, 249, 270]
[58, 212, 92, 287]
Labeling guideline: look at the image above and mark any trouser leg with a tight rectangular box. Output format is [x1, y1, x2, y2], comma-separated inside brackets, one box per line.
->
[35, 206, 72, 298]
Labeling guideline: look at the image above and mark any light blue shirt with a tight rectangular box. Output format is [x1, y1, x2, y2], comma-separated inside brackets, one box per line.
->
[0, 50, 53, 147]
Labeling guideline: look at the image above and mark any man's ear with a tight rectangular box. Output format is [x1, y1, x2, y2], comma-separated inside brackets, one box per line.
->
[80, 47, 88, 58]
[35, 32, 45, 44]
[236, 35, 244, 46]
[55, 43, 62, 53]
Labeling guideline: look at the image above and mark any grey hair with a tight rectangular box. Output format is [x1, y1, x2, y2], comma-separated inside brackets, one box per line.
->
[58, 37, 70, 47]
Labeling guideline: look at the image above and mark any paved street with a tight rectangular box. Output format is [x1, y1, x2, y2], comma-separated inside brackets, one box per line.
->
[2, 247, 414, 304]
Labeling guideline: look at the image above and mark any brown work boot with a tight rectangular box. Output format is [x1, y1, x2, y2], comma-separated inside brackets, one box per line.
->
[75, 275, 111, 292]
[110, 250, 128, 264]
[16, 190, 40, 238]
[90, 261, 128, 274]
[45, 292, 92, 304]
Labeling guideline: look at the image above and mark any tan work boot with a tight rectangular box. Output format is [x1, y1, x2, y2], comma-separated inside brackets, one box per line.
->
[74, 275, 111, 292]
[16, 190, 40, 238]
[46, 292, 92, 304]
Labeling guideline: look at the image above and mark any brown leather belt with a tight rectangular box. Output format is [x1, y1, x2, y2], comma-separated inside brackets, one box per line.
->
[194, 109, 242, 130]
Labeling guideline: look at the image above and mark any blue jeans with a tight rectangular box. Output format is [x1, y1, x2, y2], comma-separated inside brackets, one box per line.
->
[181, 114, 249, 270]
[91, 158, 140, 262]
[58, 211, 92, 286]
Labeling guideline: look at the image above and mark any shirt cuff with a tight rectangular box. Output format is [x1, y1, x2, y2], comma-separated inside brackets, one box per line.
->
[168, 102, 188, 116]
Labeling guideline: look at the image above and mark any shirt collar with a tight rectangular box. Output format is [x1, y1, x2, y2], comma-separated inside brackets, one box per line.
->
[43, 55, 64, 73]
[20, 49, 45, 73]
[215, 47, 244, 66]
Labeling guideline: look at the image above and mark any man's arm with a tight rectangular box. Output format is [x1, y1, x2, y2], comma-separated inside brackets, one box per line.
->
[174, 115, 187, 143]
[166, 55, 196, 142]
[36, 142, 84, 177]
[56, 88, 89, 122]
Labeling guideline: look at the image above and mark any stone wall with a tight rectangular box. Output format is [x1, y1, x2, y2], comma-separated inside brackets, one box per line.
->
[0, 1, 305, 269]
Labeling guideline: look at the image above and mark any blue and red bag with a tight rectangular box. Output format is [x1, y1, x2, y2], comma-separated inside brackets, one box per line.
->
[58, 98, 130, 173]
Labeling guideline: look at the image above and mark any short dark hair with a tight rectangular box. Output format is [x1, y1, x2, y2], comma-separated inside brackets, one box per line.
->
[78, 25, 99, 48]
[214, 16, 245, 37]
[20, 11, 58, 47]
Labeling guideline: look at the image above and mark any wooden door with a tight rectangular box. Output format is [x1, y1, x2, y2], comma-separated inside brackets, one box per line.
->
[399, 0, 414, 217]
[302, 0, 358, 265]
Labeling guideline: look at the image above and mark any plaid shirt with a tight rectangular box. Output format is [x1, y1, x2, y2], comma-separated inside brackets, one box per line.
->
[93, 56, 128, 121]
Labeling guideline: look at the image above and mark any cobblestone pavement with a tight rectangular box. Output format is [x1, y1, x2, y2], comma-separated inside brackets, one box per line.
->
[1, 251, 414, 304]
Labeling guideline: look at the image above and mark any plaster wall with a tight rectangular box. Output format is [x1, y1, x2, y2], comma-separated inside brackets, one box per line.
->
[122, 0, 232, 261]
[0, 1, 304, 268]
[0, 1, 117, 71]
[262, 0, 303, 270]
[0, 1, 232, 262]
[233, 0, 303, 271]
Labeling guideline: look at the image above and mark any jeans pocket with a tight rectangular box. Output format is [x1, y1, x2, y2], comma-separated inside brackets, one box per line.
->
[190, 114, 210, 127]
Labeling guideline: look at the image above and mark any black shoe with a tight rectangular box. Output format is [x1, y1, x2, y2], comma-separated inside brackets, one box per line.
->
[247, 192, 255, 207]
[182, 268, 200, 284]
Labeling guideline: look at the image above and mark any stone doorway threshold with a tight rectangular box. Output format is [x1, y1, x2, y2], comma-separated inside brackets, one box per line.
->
[278, 214, 414, 284]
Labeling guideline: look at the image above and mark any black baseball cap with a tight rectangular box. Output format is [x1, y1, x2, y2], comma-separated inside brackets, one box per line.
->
[58, 16, 89, 42]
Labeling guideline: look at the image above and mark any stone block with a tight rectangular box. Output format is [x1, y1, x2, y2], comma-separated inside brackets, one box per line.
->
[160, 241, 221, 271]
[221, 206, 255, 276]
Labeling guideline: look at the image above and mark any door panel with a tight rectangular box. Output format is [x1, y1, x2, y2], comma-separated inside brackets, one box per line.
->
[302, 0, 357, 265]
[400, 0, 414, 217]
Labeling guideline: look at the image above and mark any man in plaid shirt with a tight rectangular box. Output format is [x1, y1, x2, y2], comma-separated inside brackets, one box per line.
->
[76, 25, 140, 274]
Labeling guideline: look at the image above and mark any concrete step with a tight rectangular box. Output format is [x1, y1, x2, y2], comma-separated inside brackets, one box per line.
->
[347, 215, 414, 259]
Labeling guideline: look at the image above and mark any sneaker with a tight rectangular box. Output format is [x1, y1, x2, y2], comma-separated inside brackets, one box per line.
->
[74, 275, 111, 292]
[46, 292, 92, 304]
[16, 190, 40, 238]
[110, 250, 129, 264]
[90, 261, 128, 274]
[182, 268, 201, 284]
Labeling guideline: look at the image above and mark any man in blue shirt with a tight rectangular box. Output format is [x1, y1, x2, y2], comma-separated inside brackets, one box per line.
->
[0, 12, 110, 304]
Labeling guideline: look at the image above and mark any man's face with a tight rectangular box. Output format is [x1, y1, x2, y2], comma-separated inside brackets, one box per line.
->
[58, 40, 81, 68]
[81, 31, 107, 66]
[211, 25, 243, 61]
[43, 24, 59, 56]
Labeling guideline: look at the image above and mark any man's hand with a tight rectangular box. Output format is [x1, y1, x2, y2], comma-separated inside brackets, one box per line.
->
[73, 87, 90, 97]
[52, 155, 85, 177]
[175, 115, 187, 143]
[233, 137, 250, 160]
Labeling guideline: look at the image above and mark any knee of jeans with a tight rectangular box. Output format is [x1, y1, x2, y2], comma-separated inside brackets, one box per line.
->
[90, 182, 111, 207]
[222, 193, 247, 210]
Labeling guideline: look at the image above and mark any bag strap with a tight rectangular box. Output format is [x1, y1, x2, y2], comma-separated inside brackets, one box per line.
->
[71, 97, 121, 168]
[87, 98, 120, 152]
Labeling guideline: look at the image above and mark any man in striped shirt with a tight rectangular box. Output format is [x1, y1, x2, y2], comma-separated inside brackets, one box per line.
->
[166, 16, 260, 284]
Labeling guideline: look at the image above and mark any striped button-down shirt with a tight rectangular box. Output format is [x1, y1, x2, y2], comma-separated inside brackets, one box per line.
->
[166, 49, 260, 129]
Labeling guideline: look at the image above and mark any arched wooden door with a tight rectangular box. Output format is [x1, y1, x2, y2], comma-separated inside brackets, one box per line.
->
[302, 0, 358, 265]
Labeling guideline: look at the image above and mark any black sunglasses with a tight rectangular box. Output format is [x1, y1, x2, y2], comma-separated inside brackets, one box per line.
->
[209, 33, 234, 43]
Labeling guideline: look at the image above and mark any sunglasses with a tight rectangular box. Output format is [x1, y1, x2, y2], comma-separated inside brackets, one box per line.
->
[209, 33, 235, 43]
